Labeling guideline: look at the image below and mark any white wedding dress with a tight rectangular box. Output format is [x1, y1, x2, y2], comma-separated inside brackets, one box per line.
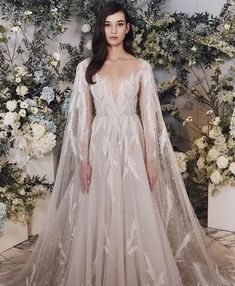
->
[1, 57, 235, 286]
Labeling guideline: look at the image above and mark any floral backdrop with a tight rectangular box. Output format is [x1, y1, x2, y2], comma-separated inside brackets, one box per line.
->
[0, 0, 234, 229]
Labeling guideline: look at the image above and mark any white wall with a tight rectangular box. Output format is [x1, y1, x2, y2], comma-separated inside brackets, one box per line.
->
[164, 0, 226, 15]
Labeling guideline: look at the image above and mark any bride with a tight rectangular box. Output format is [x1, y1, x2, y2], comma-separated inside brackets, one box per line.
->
[1, 1, 235, 285]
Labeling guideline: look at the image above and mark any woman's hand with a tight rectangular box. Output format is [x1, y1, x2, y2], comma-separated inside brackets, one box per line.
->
[146, 160, 157, 191]
[80, 161, 92, 194]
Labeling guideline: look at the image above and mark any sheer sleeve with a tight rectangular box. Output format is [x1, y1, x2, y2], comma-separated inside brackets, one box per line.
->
[68, 58, 93, 164]
[139, 60, 158, 167]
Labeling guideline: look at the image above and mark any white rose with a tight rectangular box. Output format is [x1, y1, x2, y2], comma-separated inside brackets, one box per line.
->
[209, 127, 221, 139]
[16, 85, 28, 96]
[52, 52, 60, 61]
[229, 162, 235, 175]
[191, 46, 197, 52]
[211, 117, 220, 126]
[19, 109, 26, 117]
[194, 136, 207, 149]
[31, 107, 38, 115]
[24, 10, 32, 15]
[216, 156, 229, 169]
[15, 66, 27, 76]
[201, 125, 209, 134]
[206, 110, 213, 115]
[18, 188, 25, 195]
[31, 123, 46, 138]
[197, 156, 205, 169]
[174, 151, 187, 173]
[15, 77, 21, 83]
[11, 26, 20, 32]
[6, 100, 17, 111]
[207, 147, 220, 161]
[86, 40, 92, 50]
[224, 24, 230, 30]
[20, 101, 29, 109]
[208, 183, 215, 194]
[51, 60, 58, 67]
[82, 23, 91, 33]
[210, 170, 223, 185]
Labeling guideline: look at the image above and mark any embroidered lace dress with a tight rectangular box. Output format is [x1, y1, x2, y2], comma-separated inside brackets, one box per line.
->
[1, 57, 235, 286]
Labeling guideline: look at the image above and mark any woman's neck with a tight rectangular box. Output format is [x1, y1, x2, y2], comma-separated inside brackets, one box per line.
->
[106, 45, 128, 61]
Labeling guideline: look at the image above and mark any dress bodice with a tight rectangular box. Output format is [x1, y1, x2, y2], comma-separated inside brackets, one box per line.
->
[90, 58, 145, 117]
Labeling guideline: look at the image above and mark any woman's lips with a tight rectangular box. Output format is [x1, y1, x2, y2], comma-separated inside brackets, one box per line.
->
[110, 36, 118, 39]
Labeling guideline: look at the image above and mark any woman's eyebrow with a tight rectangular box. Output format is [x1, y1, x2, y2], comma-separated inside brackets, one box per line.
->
[104, 19, 125, 23]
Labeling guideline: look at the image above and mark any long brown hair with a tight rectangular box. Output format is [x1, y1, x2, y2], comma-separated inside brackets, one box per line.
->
[85, 1, 137, 85]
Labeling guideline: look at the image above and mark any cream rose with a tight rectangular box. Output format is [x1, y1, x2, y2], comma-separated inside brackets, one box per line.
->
[216, 156, 229, 169]
[210, 170, 223, 185]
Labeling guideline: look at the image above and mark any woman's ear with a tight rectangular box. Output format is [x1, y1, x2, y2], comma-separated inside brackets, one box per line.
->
[126, 22, 130, 34]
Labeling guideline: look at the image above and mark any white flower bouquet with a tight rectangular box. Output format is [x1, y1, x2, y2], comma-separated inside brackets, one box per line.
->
[0, 156, 53, 223]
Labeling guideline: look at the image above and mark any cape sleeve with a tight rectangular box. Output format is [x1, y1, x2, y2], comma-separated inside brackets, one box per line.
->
[68, 58, 93, 164]
[139, 60, 158, 168]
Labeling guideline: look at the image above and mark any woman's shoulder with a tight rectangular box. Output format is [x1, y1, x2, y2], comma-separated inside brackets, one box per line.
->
[76, 57, 92, 70]
[137, 57, 152, 67]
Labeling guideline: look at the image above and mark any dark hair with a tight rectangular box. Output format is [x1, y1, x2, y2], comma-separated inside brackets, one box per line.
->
[85, 1, 137, 84]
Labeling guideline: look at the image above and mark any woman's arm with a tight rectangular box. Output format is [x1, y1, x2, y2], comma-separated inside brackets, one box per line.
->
[139, 60, 158, 191]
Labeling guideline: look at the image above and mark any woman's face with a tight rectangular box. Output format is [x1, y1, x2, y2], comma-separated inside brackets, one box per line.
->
[104, 11, 130, 47]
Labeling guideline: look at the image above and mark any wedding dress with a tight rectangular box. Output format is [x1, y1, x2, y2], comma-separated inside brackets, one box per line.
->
[1, 57, 235, 286]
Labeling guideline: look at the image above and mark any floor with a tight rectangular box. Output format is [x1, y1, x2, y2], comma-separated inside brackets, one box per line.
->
[1, 223, 235, 282]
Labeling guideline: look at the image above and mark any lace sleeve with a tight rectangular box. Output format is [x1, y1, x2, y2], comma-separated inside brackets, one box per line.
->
[139, 60, 158, 167]
[68, 58, 93, 164]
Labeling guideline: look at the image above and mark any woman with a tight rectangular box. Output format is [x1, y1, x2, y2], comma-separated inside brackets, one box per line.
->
[2, 1, 235, 285]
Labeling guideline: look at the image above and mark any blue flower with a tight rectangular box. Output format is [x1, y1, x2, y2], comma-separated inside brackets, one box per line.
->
[33, 70, 45, 84]
[40, 87, 55, 105]
[61, 98, 70, 114]
[45, 120, 57, 134]
[0, 202, 6, 233]
[25, 98, 37, 107]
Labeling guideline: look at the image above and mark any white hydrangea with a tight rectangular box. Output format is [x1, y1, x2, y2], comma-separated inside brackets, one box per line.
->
[31, 133, 56, 157]
[210, 170, 223, 185]
[82, 23, 91, 33]
[31, 122, 46, 139]
[6, 100, 17, 111]
[229, 162, 235, 175]
[216, 156, 229, 169]
[3, 112, 20, 128]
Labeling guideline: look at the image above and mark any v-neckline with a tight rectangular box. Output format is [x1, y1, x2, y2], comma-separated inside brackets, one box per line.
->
[95, 58, 144, 104]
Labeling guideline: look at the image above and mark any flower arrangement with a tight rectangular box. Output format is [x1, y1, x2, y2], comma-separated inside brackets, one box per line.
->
[179, 62, 235, 196]
[0, 19, 73, 161]
[0, 156, 53, 224]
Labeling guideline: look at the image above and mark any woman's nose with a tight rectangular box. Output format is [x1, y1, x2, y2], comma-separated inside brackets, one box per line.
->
[111, 25, 117, 33]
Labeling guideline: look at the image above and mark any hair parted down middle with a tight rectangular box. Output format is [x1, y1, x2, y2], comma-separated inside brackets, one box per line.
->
[85, 1, 137, 85]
